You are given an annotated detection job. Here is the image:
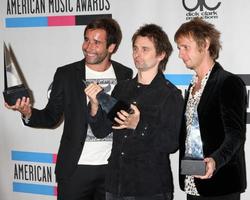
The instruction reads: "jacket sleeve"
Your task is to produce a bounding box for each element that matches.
[211,75,247,171]
[24,68,64,128]
[135,88,184,154]
[88,104,113,138]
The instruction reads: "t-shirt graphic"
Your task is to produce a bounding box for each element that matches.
[85,78,116,142]
[78,65,116,165]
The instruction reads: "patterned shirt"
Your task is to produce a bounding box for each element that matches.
[184,69,212,196]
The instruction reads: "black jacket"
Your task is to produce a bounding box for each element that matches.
[179,62,247,196]
[90,72,184,196]
[24,59,133,181]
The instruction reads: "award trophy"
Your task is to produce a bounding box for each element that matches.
[83,80,133,121]
[3,43,30,106]
[96,91,133,121]
[180,108,206,176]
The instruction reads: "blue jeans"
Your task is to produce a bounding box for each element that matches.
[106,192,173,200]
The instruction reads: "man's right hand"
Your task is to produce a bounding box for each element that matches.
[84,83,103,116]
[5,97,32,119]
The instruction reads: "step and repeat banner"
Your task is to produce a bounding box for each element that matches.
[1,0,249,200]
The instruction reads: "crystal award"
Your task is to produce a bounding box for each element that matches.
[3,43,30,106]
[180,108,206,175]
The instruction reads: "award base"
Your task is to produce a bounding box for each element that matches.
[3,84,30,106]
[180,159,206,176]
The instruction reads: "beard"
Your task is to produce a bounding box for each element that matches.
[84,51,109,65]
[134,61,158,72]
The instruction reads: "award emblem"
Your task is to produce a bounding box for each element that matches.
[181,108,206,175]
[3,43,31,106]
[83,80,133,121]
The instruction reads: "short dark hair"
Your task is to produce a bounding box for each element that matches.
[132,24,173,71]
[84,18,122,53]
[174,17,221,60]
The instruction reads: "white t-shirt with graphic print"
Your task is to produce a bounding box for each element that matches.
[78,65,116,165]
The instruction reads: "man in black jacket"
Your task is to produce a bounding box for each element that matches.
[5,18,133,200]
[85,24,183,200]
[175,17,247,200]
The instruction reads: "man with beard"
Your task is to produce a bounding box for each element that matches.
[5,18,133,200]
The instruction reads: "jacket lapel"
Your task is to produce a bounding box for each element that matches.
[112,61,125,82]
[76,59,87,109]
[198,62,222,115]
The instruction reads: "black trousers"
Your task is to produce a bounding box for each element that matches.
[187,192,240,200]
[106,192,173,200]
[57,165,107,200]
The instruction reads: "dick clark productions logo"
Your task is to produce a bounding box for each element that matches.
[182,0,221,11]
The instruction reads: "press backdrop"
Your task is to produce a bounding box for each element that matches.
[1,0,249,200]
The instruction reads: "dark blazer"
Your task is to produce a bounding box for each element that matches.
[179,62,247,196]
[24,59,133,181]
[90,72,184,196]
